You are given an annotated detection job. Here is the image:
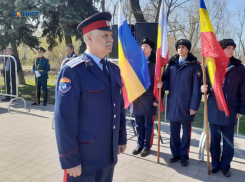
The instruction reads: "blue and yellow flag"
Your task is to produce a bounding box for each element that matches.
[118,3,151,108]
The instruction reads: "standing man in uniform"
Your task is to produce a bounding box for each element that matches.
[201,39,245,177]
[157,39,202,166]
[66,44,78,59]
[132,38,160,157]
[54,12,127,182]
[32,47,50,106]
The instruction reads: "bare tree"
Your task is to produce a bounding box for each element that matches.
[237,6,245,59]
[129,0,146,22]
[165,0,190,21]
[101,0,105,11]
[105,0,136,25]
[166,0,231,59]
[104,0,232,60]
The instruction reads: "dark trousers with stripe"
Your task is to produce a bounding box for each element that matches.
[170,121,192,160]
[64,164,114,182]
[135,115,154,150]
[210,123,234,170]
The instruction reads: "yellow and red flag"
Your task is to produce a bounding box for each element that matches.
[199,0,229,116]
[154,0,168,112]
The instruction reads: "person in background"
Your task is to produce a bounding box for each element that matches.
[1,48,21,101]
[66,44,78,59]
[32,47,50,106]
[132,38,161,157]
[201,39,245,177]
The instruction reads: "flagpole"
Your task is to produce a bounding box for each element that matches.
[157,57,162,163]
[202,56,210,175]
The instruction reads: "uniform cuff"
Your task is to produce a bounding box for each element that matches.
[238,107,245,115]
[59,148,81,169]
[118,130,127,145]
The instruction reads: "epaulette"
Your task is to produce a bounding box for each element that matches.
[66,57,85,68]
[108,60,119,67]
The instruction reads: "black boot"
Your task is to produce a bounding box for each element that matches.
[132,147,143,155]
[181,159,189,167]
[169,156,181,163]
[43,90,48,106]
[221,168,231,177]
[32,91,40,105]
[140,149,150,157]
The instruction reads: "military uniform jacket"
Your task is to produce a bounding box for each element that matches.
[162,53,202,123]
[33,57,50,80]
[206,57,245,126]
[54,53,127,171]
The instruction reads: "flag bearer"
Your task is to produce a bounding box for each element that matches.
[132,38,160,157]
[201,39,245,177]
[158,39,202,166]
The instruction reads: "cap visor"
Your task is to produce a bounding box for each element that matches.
[98,27,112,31]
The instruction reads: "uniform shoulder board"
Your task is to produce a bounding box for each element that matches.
[108,60,119,67]
[66,57,85,68]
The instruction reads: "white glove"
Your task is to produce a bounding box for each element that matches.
[35,70,41,77]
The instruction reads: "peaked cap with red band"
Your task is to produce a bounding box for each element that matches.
[36,47,46,52]
[77,12,112,34]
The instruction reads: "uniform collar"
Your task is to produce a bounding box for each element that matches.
[179,57,187,65]
[83,51,111,87]
[85,50,106,66]
[37,56,44,59]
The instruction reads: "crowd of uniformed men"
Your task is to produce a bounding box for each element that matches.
[0,10,244,182]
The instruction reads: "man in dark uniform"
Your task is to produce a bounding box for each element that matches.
[1,48,21,101]
[132,38,161,157]
[32,47,50,106]
[54,12,127,182]
[158,39,202,166]
[201,39,245,177]
[66,44,78,59]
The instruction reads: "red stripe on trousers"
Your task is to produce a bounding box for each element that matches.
[63,169,67,182]
[150,116,155,149]
[187,123,192,156]
[210,129,212,160]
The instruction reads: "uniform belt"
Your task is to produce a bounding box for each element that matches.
[38,70,44,72]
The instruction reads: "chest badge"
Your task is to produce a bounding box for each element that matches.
[59,77,71,93]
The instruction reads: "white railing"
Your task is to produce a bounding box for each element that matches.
[0,55,26,112]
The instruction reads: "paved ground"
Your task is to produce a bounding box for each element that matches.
[0,97,245,182]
